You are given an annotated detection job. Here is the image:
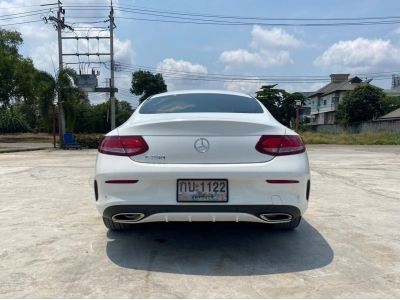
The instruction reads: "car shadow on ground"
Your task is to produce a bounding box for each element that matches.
[106,220,333,276]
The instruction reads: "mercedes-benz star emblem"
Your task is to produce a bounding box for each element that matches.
[194,138,210,153]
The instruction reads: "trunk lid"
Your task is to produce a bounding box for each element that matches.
[118,113,284,164]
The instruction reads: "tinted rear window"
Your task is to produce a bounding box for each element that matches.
[139,93,264,114]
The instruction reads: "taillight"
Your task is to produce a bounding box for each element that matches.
[255,135,305,156]
[99,136,149,156]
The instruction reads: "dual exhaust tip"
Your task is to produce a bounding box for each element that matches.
[259,213,292,223]
[112,213,145,223]
[112,212,293,224]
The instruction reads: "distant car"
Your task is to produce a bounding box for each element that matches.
[94,90,310,230]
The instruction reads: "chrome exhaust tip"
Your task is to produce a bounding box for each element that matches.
[259,213,292,223]
[112,213,145,223]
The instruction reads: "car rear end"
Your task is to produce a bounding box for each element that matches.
[94,91,310,230]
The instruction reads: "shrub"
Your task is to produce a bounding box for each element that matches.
[76,134,104,149]
[0,109,31,133]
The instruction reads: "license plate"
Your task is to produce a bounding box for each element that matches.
[177,179,228,202]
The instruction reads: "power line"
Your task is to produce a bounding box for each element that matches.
[115,64,326,82]
[115,62,329,79]
[0,12,47,22]
[0,4,57,10]
[2,3,396,85]
[66,15,110,18]
[115,68,329,83]
[116,61,400,78]
[3,3,400,27]
[110,62,398,84]
[114,16,400,27]
[3,4,400,28]
[115,7,400,25]
[65,3,400,22]
[0,9,50,19]
[69,20,109,25]
[0,19,43,26]
[60,4,400,27]
[71,26,109,30]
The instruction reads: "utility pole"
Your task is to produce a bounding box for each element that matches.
[52,104,56,148]
[56,1,66,146]
[44,1,67,146]
[295,100,302,132]
[109,1,116,130]
[44,1,117,135]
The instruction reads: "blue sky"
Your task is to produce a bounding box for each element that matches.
[122,0,398,71]
[2,0,400,105]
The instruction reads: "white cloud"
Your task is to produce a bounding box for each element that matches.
[158,58,207,75]
[250,25,300,49]
[278,82,326,93]
[30,41,58,74]
[314,37,400,72]
[220,26,299,69]
[114,39,135,65]
[220,48,292,68]
[220,49,262,66]
[223,80,264,95]
[157,58,212,90]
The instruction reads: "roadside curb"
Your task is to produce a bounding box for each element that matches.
[0,147,50,154]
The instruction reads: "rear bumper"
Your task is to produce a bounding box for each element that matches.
[95,152,310,220]
[103,204,301,224]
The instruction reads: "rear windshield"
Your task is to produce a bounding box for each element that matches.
[139,93,264,114]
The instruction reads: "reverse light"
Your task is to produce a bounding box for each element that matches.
[99,136,149,156]
[255,135,305,156]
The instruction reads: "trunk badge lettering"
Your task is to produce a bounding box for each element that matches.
[145,155,166,160]
[194,138,210,153]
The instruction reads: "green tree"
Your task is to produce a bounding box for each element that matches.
[116,100,133,126]
[58,68,90,131]
[0,29,23,108]
[13,58,39,129]
[0,29,57,132]
[381,95,400,115]
[0,53,16,108]
[35,71,56,132]
[90,102,110,133]
[73,99,133,133]
[337,85,385,125]
[13,69,56,132]
[0,29,23,55]
[130,70,167,103]
[255,85,305,127]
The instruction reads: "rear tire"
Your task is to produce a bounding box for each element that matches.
[272,216,302,230]
[102,217,131,231]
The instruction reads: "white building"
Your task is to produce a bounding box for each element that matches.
[308,74,366,125]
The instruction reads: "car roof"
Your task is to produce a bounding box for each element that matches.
[150,90,253,98]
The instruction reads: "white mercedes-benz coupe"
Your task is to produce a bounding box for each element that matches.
[94,90,310,230]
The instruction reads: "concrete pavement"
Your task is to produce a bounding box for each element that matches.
[0,146,399,298]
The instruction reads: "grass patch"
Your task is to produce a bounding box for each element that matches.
[2,132,400,146]
[0,133,104,148]
[300,132,400,145]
